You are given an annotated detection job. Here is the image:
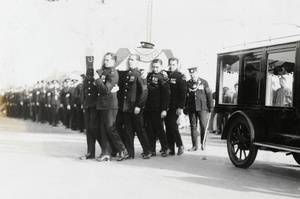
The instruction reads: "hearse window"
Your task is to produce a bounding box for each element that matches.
[265,51,295,107]
[219,55,239,104]
[240,52,263,102]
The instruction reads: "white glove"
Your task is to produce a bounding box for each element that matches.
[134,107,141,114]
[176,108,183,115]
[111,85,119,93]
[161,110,167,118]
[140,70,147,79]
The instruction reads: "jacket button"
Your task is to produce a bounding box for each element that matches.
[124,96,127,98]
[88,87,90,90]
[88,93,90,96]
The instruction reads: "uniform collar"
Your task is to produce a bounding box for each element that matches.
[169,69,179,76]
[129,67,138,72]
[103,66,115,70]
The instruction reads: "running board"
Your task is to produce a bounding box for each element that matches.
[253,142,300,154]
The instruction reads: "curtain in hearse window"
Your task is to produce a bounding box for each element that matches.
[265,50,295,107]
[219,55,239,104]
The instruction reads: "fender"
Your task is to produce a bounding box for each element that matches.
[221,110,255,141]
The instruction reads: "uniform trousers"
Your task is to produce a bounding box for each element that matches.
[64,108,70,128]
[51,105,60,126]
[145,110,169,153]
[38,102,46,123]
[31,105,36,121]
[47,106,52,124]
[17,104,22,118]
[70,106,77,130]
[188,110,209,149]
[165,109,183,152]
[35,105,40,122]
[116,111,125,143]
[76,106,85,132]
[22,101,30,120]
[122,110,151,157]
[99,109,125,155]
[84,108,101,156]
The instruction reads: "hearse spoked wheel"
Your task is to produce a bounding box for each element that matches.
[227,117,258,168]
[292,153,300,165]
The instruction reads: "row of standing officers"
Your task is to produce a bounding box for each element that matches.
[3,76,85,133]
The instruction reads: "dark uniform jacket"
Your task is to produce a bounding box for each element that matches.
[69,87,76,108]
[32,88,37,106]
[46,88,52,107]
[186,77,213,112]
[74,82,84,107]
[21,88,29,105]
[167,70,187,110]
[37,87,47,104]
[51,87,60,106]
[118,68,147,112]
[95,66,119,110]
[145,72,170,111]
[82,78,97,109]
[60,87,71,108]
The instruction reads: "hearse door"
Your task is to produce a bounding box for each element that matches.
[240,52,264,107]
[264,49,296,136]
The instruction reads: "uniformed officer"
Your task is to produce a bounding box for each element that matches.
[33,81,40,122]
[60,78,71,128]
[74,74,85,133]
[165,58,187,155]
[186,67,213,151]
[95,52,128,161]
[21,85,30,120]
[51,80,61,126]
[118,54,152,159]
[16,87,22,118]
[69,79,78,131]
[80,65,102,160]
[58,80,66,125]
[144,58,171,157]
[28,86,34,120]
[45,81,53,124]
[38,80,47,123]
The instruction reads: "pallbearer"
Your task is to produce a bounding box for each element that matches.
[165,58,186,155]
[118,54,152,159]
[144,59,171,157]
[95,52,128,161]
[80,53,101,160]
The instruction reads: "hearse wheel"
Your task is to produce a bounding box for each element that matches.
[227,117,258,168]
[292,153,300,165]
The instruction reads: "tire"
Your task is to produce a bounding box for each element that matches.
[292,153,300,165]
[227,116,258,168]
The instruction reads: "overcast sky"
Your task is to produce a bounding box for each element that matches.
[1,0,300,90]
